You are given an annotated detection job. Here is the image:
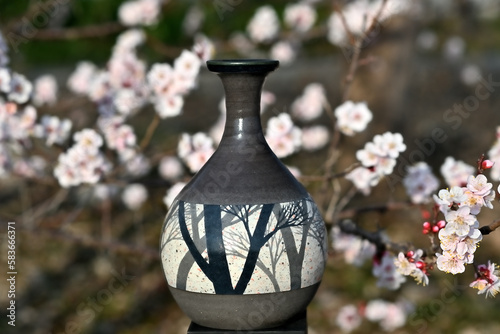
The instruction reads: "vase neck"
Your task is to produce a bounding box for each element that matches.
[218,73,267,141]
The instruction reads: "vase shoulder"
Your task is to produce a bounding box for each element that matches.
[176,139,307,205]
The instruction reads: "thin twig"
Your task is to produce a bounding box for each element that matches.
[479,219,500,235]
[139,113,161,151]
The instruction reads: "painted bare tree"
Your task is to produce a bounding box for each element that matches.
[169,199,320,294]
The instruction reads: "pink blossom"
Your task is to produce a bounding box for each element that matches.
[265,113,301,158]
[178,132,214,173]
[67,61,98,95]
[54,145,112,188]
[345,166,380,195]
[373,252,406,290]
[34,115,72,146]
[0,68,11,93]
[466,174,492,196]
[284,3,317,32]
[470,261,500,298]
[440,156,475,187]
[336,304,361,333]
[192,34,214,62]
[122,183,148,210]
[118,0,161,27]
[334,101,373,136]
[291,83,325,122]
[394,252,417,276]
[147,63,174,95]
[163,182,186,208]
[331,226,376,266]
[33,75,57,106]
[73,128,103,154]
[247,6,279,43]
[301,126,329,152]
[119,149,151,177]
[379,302,407,331]
[114,29,146,54]
[270,42,296,65]
[436,251,466,274]
[373,132,406,159]
[444,206,477,237]
[158,156,184,181]
[174,50,201,82]
[154,94,184,119]
[8,72,32,104]
[403,162,439,204]
[433,186,467,213]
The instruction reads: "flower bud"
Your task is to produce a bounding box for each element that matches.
[436,220,446,229]
[482,159,494,170]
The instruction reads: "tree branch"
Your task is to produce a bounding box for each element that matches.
[479,219,500,235]
[33,22,125,40]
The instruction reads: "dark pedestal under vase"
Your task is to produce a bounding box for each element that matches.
[187,311,307,334]
[160,59,327,331]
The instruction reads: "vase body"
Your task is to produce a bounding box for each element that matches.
[160,59,327,330]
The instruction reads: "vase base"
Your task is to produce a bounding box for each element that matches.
[169,283,320,331]
[187,311,307,334]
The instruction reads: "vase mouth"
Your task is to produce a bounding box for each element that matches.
[206,59,279,73]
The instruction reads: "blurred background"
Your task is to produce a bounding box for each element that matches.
[1,0,500,333]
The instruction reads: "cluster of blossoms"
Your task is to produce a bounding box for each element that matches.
[433,174,495,274]
[346,131,406,194]
[59,28,213,187]
[0,32,73,180]
[394,249,429,286]
[54,129,111,187]
[327,0,412,47]
[336,299,410,333]
[469,261,500,297]
[237,3,317,65]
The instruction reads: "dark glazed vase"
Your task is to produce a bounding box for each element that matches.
[160,59,327,330]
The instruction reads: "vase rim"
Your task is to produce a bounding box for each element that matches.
[206,59,279,73]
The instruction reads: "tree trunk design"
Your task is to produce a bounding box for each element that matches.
[160,196,326,295]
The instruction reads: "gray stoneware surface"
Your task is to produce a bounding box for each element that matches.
[160,59,327,330]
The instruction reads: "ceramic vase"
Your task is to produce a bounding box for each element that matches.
[160,59,327,330]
